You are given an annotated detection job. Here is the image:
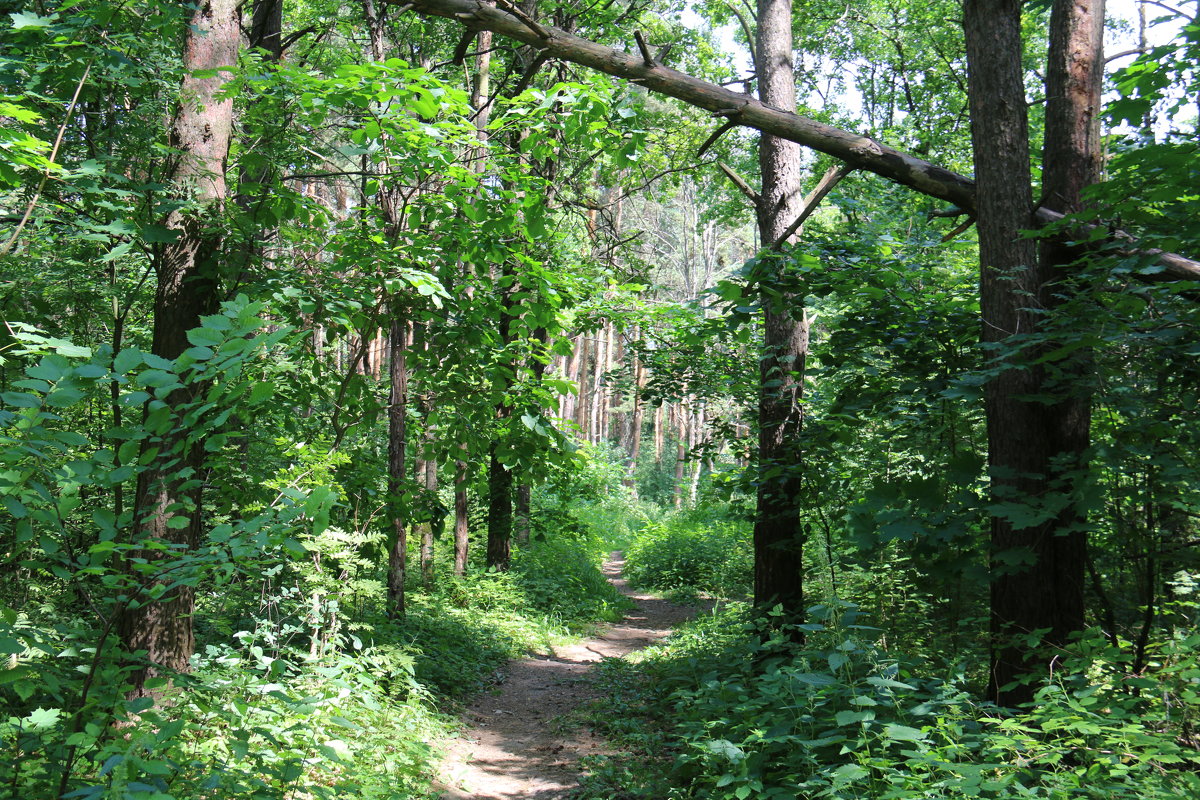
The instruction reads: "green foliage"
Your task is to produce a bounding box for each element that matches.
[583,605,1200,800]
[625,510,751,598]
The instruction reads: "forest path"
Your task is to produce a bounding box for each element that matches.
[433,552,701,799]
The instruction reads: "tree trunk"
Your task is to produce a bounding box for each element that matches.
[673,403,686,509]
[486,443,513,569]
[386,313,410,617]
[418,443,437,586]
[751,0,807,620]
[249,0,283,58]
[689,402,704,504]
[575,333,590,438]
[654,402,663,467]
[120,0,237,698]
[515,483,531,545]
[624,335,644,494]
[486,263,515,570]
[453,456,469,576]
[964,0,1097,705]
[590,329,605,443]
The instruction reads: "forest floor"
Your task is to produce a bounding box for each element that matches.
[432,552,704,799]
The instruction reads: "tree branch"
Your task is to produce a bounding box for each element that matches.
[634,30,654,66]
[771,163,855,250]
[395,0,1200,284]
[718,162,760,205]
[697,119,738,158]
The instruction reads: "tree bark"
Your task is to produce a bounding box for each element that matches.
[120,0,237,698]
[515,483,531,545]
[751,0,807,620]
[965,0,1098,706]
[453,456,469,576]
[386,313,409,616]
[624,331,644,494]
[486,262,515,570]
[486,443,513,569]
[575,333,590,437]
[249,0,284,59]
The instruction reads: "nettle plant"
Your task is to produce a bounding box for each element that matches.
[0,297,350,796]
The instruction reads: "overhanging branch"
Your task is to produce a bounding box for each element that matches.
[397,0,1200,284]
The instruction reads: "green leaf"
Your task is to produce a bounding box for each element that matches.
[703,738,745,762]
[45,388,85,407]
[883,723,927,742]
[830,763,869,783]
[835,709,874,726]
[25,707,62,731]
[248,382,273,405]
[10,11,54,29]
[138,224,179,243]
[187,327,225,347]
[113,349,143,373]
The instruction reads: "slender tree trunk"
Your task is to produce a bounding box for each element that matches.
[363,0,387,61]
[590,330,605,443]
[654,402,664,467]
[515,484,531,545]
[752,0,807,619]
[625,335,644,494]
[673,403,687,509]
[454,456,469,576]
[575,333,590,438]
[120,0,237,698]
[386,314,409,616]
[689,402,704,504]
[603,322,616,442]
[486,263,515,570]
[418,441,437,587]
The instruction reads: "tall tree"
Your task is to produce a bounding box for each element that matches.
[751,0,807,618]
[119,0,238,697]
[964,0,1101,704]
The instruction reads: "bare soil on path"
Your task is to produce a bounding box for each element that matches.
[433,552,703,799]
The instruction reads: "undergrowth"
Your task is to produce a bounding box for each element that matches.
[623,508,752,599]
[580,601,1200,800]
[583,510,1200,799]
[1,498,633,798]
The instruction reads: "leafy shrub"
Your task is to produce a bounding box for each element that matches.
[625,513,751,598]
[583,603,1200,800]
[515,538,630,625]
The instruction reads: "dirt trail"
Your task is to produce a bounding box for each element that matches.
[433,552,701,800]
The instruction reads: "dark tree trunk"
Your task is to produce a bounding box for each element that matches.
[249,0,283,59]
[964,0,1097,705]
[486,443,513,569]
[120,0,237,698]
[752,0,807,619]
[386,313,409,616]
[486,263,515,570]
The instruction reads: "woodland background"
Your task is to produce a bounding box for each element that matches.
[2,0,1200,797]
